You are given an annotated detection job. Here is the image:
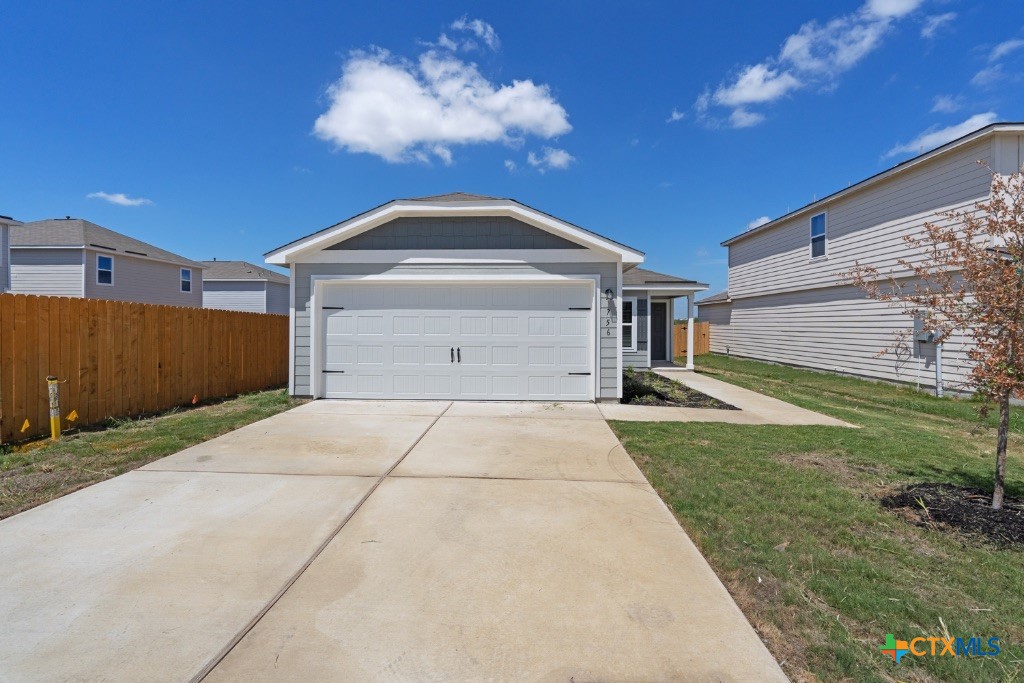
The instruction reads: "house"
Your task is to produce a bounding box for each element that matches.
[699,121,1024,390]
[265,192,707,401]
[201,260,289,314]
[0,214,22,292]
[9,218,204,307]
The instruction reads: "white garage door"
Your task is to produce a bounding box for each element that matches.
[319,282,594,400]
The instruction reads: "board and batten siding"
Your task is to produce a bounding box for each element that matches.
[9,248,84,297]
[291,262,618,399]
[265,281,289,314]
[83,250,203,307]
[327,216,585,251]
[203,280,267,313]
[699,286,974,390]
[728,137,995,299]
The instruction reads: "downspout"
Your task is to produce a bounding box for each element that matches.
[935,341,944,398]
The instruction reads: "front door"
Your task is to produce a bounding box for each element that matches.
[651,301,668,362]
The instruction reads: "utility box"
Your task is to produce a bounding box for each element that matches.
[913,316,936,343]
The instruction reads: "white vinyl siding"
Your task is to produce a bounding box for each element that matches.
[203,281,267,313]
[728,137,995,299]
[701,286,973,390]
[9,249,85,297]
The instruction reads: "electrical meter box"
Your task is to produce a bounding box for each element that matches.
[913,316,936,342]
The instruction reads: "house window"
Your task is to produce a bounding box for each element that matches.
[97,255,113,285]
[180,268,192,293]
[810,212,827,258]
[621,297,637,351]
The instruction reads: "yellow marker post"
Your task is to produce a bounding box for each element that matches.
[46,376,60,441]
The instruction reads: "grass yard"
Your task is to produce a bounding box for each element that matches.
[610,354,1024,683]
[0,389,304,519]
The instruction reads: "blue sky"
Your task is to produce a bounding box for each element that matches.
[2,1,1022,294]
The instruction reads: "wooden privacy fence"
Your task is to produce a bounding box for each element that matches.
[673,321,711,357]
[0,293,289,443]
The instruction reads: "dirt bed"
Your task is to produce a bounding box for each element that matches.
[621,369,737,409]
[882,482,1024,547]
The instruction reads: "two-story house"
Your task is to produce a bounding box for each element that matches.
[699,121,1024,391]
[9,218,204,307]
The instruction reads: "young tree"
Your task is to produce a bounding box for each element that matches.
[847,164,1024,510]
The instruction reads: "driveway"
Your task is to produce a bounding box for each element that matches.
[0,400,786,682]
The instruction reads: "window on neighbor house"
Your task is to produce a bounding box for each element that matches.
[810,212,827,258]
[622,297,637,351]
[180,268,192,293]
[97,255,113,285]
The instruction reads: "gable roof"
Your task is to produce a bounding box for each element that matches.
[265,194,644,265]
[623,267,706,288]
[12,219,204,268]
[721,121,1024,246]
[201,260,288,284]
[696,290,730,305]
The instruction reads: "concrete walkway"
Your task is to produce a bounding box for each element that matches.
[599,368,855,426]
[0,400,787,682]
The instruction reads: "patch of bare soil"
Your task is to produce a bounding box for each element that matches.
[882,483,1024,548]
[621,370,737,409]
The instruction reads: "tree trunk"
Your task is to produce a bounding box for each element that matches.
[994,393,1010,510]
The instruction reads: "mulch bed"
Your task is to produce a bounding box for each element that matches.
[621,370,738,409]
[882,483,1024,548]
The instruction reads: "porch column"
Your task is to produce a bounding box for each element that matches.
[685,293,695,370]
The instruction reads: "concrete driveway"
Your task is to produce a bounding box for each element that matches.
[0,400,786,682]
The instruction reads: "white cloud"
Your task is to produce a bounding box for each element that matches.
[885,112,998,157]
[698,0,923,128]
[86,191,152,207]
[971,64,1004,87]
[920,12,956,39]
[713,64,801,107]
[748,216,772,229]
[504,159,516,172]
[989,38,1024,62]
[527,146,575,172]
[451,16,500,51]
[930,94,963,113]
[666,108,685,123]
[313,47,571,164]
[729,108,765,128]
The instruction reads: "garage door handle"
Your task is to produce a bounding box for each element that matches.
[451,347,454,363]
[457,347,461,363]
[568,372,591,376]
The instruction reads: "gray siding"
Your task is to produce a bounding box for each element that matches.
[327,216,585,250]
[728,137,995,299]
[700,286,973,390]
[203,280,266,312]
[0,224,9,291]
[292,262,618,399]
[83,250,203,307]
[265,281,290,315]
[623,293,649,369]
[10,248,84,297]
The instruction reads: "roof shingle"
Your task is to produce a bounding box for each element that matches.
[12,219,203,268]
[201,260,289,284]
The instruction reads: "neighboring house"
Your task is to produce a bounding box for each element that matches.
[9,218,204,307]
[201,260,289,314]
[265,192,707,401]
[0,214,22,292]
[699,121,1024,390]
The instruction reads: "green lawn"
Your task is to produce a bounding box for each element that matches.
[0,389,304,519]
[609,354,1023,683]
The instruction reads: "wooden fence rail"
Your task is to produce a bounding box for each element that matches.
[673,321,711,358]
[0,293,289,443]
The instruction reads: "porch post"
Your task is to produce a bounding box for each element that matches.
[685,293,695,370]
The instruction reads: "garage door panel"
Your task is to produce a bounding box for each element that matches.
[321,283,594,400]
